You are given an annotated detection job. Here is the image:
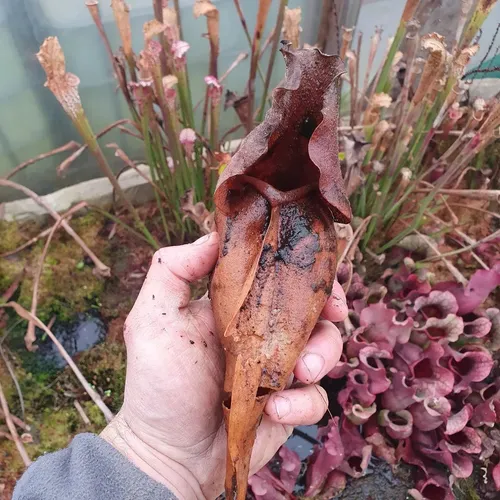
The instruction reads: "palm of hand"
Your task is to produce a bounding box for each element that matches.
[103,233,346,499]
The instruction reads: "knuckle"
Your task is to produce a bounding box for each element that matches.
[152,247,169,266]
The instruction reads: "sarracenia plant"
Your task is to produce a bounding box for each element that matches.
[340,0,500,252]
[29,0,295,246]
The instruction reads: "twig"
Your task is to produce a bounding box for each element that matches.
[413,229,467,285]
[421,228,500,263]
[448,203,500,219]
[4,141,80,180]
[117,125,143,141]
[219,123,245,146]
[0,345,25,420]
[246,0,273,133]
[259,27,275,58]
[339,216,375,265]
[257,0,288,123]
[220,52,248,82]
[106,143,169,201]
[0,409,30,432]
[0,180,111,277]
[415,187,500,202]
[425,211,489,270]
[57,119,136,176]
[1,302,114,423]
[74,400,91,426]
[0,378,31,467]
[233,0,266,85]
[25,207,72,351]
[0,203,88,259]
[0,431,13,441]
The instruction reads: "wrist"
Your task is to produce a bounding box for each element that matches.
[101,413,206,500]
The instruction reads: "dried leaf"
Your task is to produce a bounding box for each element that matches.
[180,189,214,234]
[36,37,83,119]
[143,19,166,42]
[282,7,302,49]
[210,46,350,499]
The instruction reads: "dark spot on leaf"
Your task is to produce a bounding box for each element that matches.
[202,340,208,348]
[158,257,162,264]
[276,202,320,269]
[189,340,195,345]
[152,294,155,300]
[162,312,166,316]
[222,217,234,257]
[299,116,317,139]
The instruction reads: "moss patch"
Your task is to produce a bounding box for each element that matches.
[0,221,25,255]
[15,212,109,323]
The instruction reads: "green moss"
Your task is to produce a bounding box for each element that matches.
[82,401,107,428]
[16,212,109,323]
[455,477,481,500]
[0,221,24,255]
[0,257,24,296]
[37,407,80,453]
[75,342,126,413]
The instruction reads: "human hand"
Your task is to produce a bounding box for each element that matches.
[101,232,347,499]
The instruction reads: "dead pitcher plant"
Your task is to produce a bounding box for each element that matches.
[210,45,351,499]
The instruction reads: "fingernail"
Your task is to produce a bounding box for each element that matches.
[301,353,325,382]
[193,233,212,245]
[273,396,291,420]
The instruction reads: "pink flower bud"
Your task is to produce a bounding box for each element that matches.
[179,128,196,156]
[171,40,189,69]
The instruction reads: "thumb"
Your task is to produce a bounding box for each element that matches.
[134,232,219,316]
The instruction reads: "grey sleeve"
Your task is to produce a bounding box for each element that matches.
[13,433,177,500]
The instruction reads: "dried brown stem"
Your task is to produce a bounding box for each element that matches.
[414,229,467,285]
[259,27,275,58]
[25,203,80,351]
[4,141,80,180]
[415,187,500,202]
[422,228,500,263]
[117,125,143,141]
[339,216,375,265]
[57,119,136,176]
[1,302,114,423]
[246,0,272,133]
[106,143,169,201]
[449,203,500,219]
[0,203,88,258]
[0,344,25,419]
[233,0,266,86]
[425,211,489,270]
[0,430,13,441]
[0,179,110,277]
[220,52,248,82]
[0,409,30,432]
[74,400,91,425]
[0,378,31,467]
